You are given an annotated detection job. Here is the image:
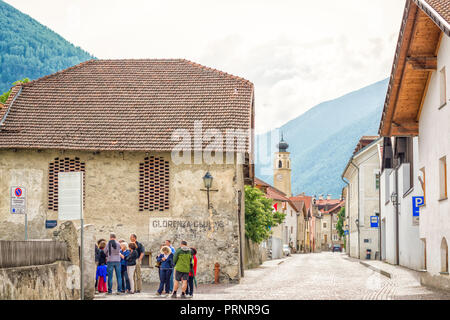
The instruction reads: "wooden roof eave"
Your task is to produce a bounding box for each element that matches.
[380,0,444,138]
[380,1,419,137]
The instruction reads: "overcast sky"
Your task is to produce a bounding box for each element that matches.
[5,0,406,133]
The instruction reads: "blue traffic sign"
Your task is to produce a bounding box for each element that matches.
[370,216,379,228]
[412,196,424,217]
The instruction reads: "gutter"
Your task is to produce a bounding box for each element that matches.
[394,165,400,265]
[0,86,22,128]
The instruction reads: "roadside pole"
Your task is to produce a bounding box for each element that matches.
[11,186,27,240]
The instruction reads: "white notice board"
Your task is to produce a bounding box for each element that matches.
[58,172,83,221]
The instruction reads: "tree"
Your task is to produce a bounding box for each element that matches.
[244,185,286,244]
[336,207,345,239]
[0,78,29,104]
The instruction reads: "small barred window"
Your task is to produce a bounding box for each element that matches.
[139,156,169,212]
[48,157,86,211]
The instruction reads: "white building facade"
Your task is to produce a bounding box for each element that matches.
[342,137,382,260]
[378,0,449,290]
[417,33,449,288]
[380,137,425,271]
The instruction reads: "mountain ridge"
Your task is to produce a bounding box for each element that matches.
[0,0,94,93]
[255,78,388,198]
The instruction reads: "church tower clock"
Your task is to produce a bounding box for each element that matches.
[273,133,292,197]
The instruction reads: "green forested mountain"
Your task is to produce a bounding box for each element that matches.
[0,0,94,93]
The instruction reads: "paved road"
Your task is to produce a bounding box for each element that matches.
[96,252,450,300]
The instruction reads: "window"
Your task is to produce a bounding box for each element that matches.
[439,156,447,200]
[375,173,380,190]
[419,167,426,205]
[139,156,170,211]
[441,237,448,274]
[333,223,336,229]
[323,222,327,228]
[291,226,293,234]
[333,235,338,241]
[278,160,282,168]
[440,67,447,108]
[48,157,85,211]
[141,252,152,268]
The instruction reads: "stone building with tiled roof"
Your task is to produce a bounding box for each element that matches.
[0,59,255,284]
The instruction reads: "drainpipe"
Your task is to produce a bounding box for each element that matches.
[394,166,400,265]
[349,161,360,259]
[378,174,382,261]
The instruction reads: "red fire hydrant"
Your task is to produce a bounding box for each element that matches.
[214,263,220,284]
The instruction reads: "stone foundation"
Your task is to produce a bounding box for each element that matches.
[0,261,79,300]
[420,272,450,291]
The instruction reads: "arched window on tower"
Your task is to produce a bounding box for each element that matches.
[287,160,290,168]
[278,160,282,168]
[441,237,448,273]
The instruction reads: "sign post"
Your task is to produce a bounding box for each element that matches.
[11,186,27,240]
[412,196,423,226]
[58,172,84,300]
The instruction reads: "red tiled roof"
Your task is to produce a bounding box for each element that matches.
[254,177,271,188]
[421,0,450,26]
[266,187,289,202]
[255,177,299,212]
[353,136,379,155]
[322,200,344,214]
[289,198,305,213]
[0,59,254,152]
[290,195,311,212]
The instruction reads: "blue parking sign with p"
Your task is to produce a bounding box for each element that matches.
[412,196,424,217]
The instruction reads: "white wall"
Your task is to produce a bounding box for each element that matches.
[380,138,424,270]
[418,34,450,276]
[343,140,381,259]
[380,168,396,264]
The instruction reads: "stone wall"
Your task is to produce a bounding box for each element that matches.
[244,238,267,269]
[421,272,450,292]
[0,261,79,300]
[0,149,245,283]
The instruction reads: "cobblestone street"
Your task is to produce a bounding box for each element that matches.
[96,252,450,300]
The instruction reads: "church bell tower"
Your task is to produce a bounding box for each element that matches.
[273,133,292,197]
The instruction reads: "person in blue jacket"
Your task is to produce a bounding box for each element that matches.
[155,246,174,296]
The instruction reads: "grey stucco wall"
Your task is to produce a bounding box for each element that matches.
[0,149,245,283]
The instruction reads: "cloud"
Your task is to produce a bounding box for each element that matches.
[4,0,406,133]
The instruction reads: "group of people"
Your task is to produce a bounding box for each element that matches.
[95,233,145,294]
[95,233,198,299]
[155,239,198,299]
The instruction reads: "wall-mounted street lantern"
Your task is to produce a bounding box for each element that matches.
[201,171,218,210]
[391,191,399,206]
[355,218,359,228]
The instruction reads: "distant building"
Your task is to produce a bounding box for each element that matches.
[342,136,382,260]
[254,178,299,258]
[290,194,322,253]
[316,195,344,251]
[378,0,449,290]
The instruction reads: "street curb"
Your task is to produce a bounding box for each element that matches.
[359,261,392,279]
